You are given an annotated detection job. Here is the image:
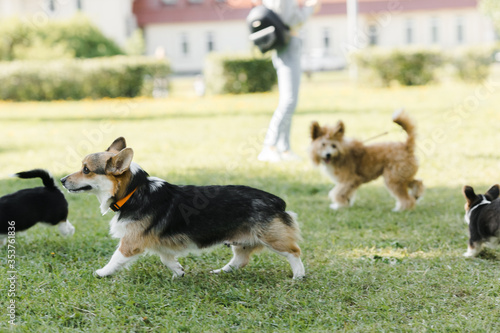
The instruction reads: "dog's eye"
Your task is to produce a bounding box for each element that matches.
[331,144,337,149]
[322,142,326,147]
[83,166,90,175]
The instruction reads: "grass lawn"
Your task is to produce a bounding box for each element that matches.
[1,69,500,332]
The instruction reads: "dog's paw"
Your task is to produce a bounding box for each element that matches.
[58,221,75,237]
[95,268,110,277]
[210,266,233,274]
[329,203,342,210]
[463,251,477,258]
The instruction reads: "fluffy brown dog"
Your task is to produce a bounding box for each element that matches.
[309,110,424,211]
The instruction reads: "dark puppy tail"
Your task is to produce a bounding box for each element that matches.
[14,169,56,188]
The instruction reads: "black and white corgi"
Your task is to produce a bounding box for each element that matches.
[61,137,305,279]
[1,169,74,245]
[462,184,500,257]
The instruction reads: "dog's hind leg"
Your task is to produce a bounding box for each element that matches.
[386,180,416,211]
[159,253,185,277]
[210,244,263,274]
[409,179,424,201]
[260,217,305,279]
[57,220,75,237]
[95,238,143,277]
[464,241,483,258]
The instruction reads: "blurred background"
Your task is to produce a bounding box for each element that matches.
[0,0,498,101]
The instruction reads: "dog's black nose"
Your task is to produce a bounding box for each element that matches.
[60,176,68,185]
[325,153,332,159]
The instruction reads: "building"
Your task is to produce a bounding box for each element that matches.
[0,1,497,73]
[0,0,136,47]
[133,0,497,73]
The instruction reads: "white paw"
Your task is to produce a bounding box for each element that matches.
[210,266,232,274]
[329,203,341,210]
[463,251,476,258]
[95,268,110,277]
[58,221,75,237]
[172,271,185,278]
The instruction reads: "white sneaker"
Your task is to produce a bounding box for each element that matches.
[280,151,302,162]
[257,147,281,162]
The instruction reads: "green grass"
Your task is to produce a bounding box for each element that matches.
[2,69,500,332]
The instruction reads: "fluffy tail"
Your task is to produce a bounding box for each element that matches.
[13,169,56,188]
[392,109,416,153]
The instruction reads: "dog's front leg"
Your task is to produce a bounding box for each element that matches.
[95,240,143,277]
[329,183,358,210]
[159,253,185,278]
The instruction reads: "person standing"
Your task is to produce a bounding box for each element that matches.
[256,0,321,162]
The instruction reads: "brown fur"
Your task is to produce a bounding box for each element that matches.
[309,110,424,211]
[62,137,306,279]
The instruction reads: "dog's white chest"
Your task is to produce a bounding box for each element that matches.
[109,215,128,239]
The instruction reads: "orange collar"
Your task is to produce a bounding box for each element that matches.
[110,187,138,212]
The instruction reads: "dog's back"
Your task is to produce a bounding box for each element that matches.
[0,169,68,233]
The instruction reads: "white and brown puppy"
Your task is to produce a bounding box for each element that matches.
[309,110,424,211]
[462,184,500,258]
[61,137,305,279]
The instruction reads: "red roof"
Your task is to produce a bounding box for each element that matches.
[133,0,478,26]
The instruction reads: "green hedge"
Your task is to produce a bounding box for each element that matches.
[204,53,276,94]
[354,48,444,86]
[0,56,170,101]
[451,47,495,83]
[0,14,123,61]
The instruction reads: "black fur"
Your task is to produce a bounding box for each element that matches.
[117,166,291,248]
[464,185,500,253]
[468,198,500,247]
[0,169,68,233]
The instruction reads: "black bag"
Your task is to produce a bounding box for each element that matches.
[247,5,290,53]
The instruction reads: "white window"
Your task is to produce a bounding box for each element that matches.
[430,17,439,44]
[181,33,189,56]
[323,27,331,50]
[405,19,414,44]
[368,24,378,46]
[456,16,465,44]
[207,32,215,52]
[47,0,56,13]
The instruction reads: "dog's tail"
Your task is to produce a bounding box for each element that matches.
[392,109,416,153]
[13,169,56,188]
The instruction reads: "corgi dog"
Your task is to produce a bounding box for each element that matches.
[61,137,305,279]
[462,184,500,257]
[309,110,424,211]
[1,169,74,245]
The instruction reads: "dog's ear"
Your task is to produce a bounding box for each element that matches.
[335,121,345,136]
[310,121,323,140]
[485,184,500,200]
[105,148,134,175]
[106,137,127,153]
[329,121,345,139]
[462,185,477,203]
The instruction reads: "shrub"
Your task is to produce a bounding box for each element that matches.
[451,47,494,83]
[204,53,276,94]
[0,56,170,101]
[354,48,444,86]
[0,14,123,61]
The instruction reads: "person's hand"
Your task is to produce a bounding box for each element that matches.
[304,0,321,12]
[304,0,319,6]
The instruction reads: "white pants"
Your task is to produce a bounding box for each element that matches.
[263,37,302,152]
